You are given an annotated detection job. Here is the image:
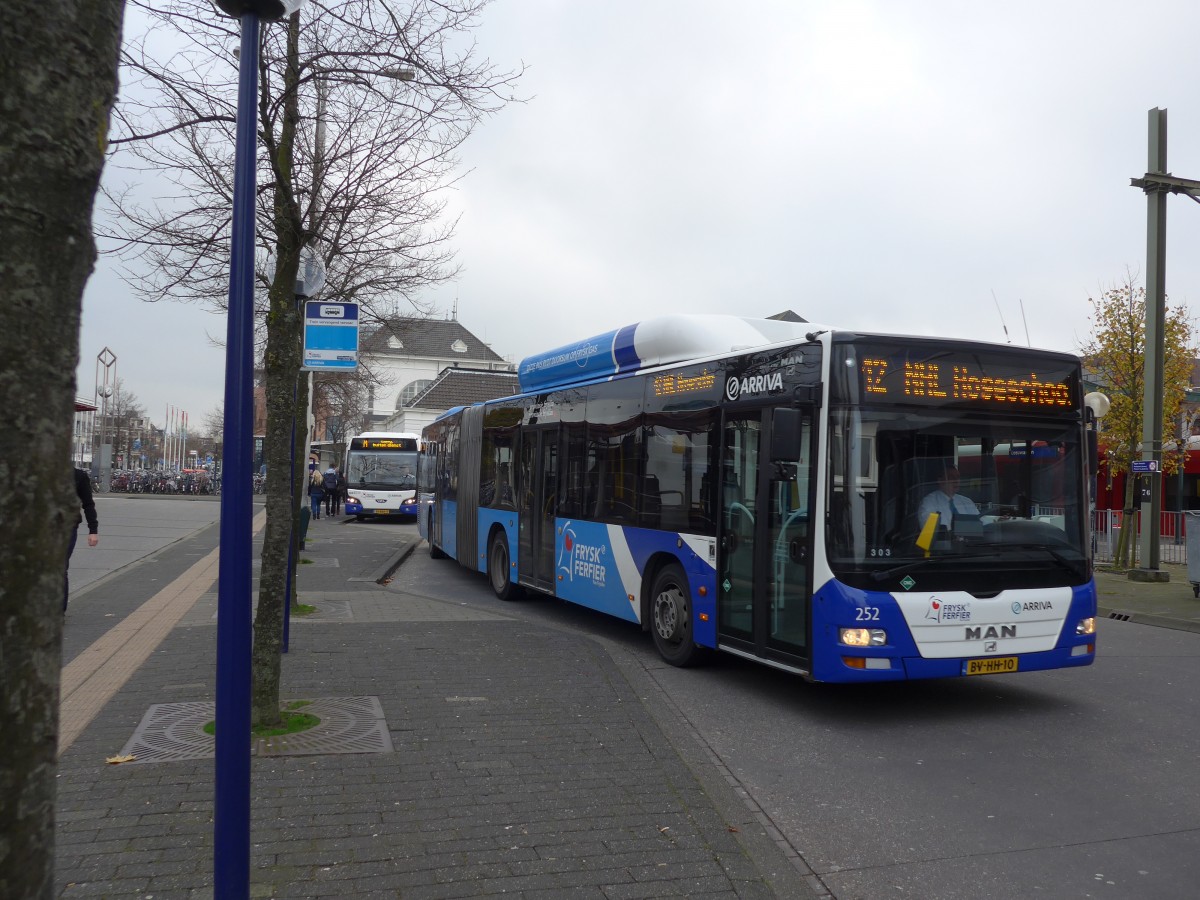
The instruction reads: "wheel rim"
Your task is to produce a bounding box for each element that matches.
[654,584,684,643]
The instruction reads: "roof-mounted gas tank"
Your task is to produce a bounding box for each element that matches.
[517,314,814,393]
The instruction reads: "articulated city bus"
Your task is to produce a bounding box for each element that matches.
[342,432,421,519]
[418,315,1104,682]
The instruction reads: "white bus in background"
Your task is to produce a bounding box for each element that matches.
[342,432,421,519]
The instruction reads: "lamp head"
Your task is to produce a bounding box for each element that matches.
[1084,391,1112,419]
[212,0,304,21]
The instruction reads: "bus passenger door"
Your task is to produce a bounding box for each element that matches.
[517,427,559,592]
[717,407,814,666]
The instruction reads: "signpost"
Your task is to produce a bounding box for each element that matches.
[302,301,359,370]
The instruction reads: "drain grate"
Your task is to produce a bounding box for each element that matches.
[1109,611,1133,621]
[117,696,392,764]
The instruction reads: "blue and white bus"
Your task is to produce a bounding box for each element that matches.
[343,432,421,519]
[418,315,1104,682]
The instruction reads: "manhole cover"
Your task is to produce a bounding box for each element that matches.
[117,696,392,764]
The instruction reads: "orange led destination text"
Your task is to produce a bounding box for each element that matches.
[859,359,1071,406]
[653,369,716,397]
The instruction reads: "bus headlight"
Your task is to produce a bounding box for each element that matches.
[1076,617,1095,636]
[840,627,887,647]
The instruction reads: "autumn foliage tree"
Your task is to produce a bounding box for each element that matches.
[1080,277,1195,568]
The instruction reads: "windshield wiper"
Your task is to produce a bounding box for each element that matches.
[870,553,1001,582]
[999,542,1085,575]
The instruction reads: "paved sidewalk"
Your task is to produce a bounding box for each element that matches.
[1095,563,1200,633]
[54,500,1200,898]
[55,509,817,899]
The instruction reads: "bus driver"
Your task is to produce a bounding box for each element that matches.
[917,464,979,531]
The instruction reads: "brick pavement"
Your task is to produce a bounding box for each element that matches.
[54,512,819,899]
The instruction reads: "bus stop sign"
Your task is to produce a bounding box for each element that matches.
[303,302,359,370]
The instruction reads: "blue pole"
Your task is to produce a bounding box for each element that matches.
[283,380,296,653]
[215,13,259,899]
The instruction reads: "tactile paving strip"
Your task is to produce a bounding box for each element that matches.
[117,696,392,763]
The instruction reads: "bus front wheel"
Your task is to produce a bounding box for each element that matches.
[487,530,521,601]
[650,564,704,667]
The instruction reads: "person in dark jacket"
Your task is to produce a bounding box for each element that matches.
[334,469,347,516]
[323,465,340,517]
[66,467,99,612]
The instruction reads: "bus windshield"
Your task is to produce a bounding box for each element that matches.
[826,406,1089,591]
[346,447,418,490]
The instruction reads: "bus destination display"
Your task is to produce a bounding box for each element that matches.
[651,368,717,398]
[352,437,418,451]
[856,345,1077,410]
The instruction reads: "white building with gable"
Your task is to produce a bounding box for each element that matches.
[361,315,516,431]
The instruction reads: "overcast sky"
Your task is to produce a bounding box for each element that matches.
[78,0,1200,430]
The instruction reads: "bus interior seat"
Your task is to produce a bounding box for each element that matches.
[877,463,903,544]
[641,474,662,528]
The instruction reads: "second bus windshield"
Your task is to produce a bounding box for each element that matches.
[347,449,418,490]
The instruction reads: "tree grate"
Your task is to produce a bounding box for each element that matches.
[211,599,352,621]
[116,696,392,764]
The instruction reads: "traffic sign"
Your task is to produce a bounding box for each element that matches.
[302,301,359,370]
[1132,459,1159,473]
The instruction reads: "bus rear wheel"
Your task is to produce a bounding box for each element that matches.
[488,530,521,601]
[650,564,704,667]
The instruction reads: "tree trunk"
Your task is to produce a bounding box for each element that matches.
[290,377,308,609]
[0,1,124,895]
[1117,475,1138,569]
[250,12,306,730]
[250,297,303,728]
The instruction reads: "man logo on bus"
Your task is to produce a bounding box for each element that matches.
[725,372,784,401]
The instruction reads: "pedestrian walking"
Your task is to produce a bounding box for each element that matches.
[65,466,99,612]
[309,468,325,520]
[323,465,340,517]
[335,468,347,516]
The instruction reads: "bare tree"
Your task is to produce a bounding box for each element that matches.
[0,1,125,894]
[100,0,522,725]
[315,368,375,445]
[102,378,147,467]
[203,404,225,442]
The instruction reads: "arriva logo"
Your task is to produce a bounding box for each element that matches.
[725,371,784,401]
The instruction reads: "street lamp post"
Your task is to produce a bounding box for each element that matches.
[208,2,304,898]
